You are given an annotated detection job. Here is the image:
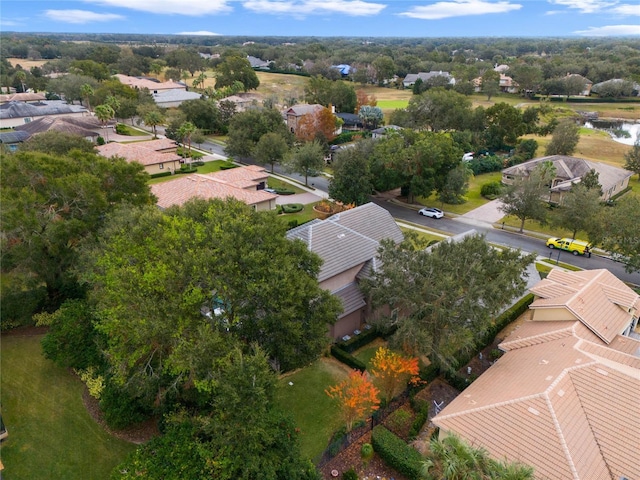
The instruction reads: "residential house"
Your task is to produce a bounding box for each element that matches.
[97,138,182,175]
[473,73,519,94]
[501,155,633,203]
[335,112,363,131]
[0,92,46,103]
[284,103,325,135]
[113,74,186,93]
[566,73,593,96]
[0,130,30,151]
[14,115,104,140]
[371,125,402,139]
[286,203,404,339]
[402,71,455,88]
[0,100,88,128]
[591,78,640,97]
[331,64,353,77]
[247,55,270,69]
[150,165,277,211]
[219,93,261,112]
[433,269,640,480]
[152,89,203,108]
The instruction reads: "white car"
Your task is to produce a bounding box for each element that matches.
[418,207,444,219]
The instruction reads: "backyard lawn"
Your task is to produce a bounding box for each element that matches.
[0,334,136,480]
[147,159,235,184]
[275,357,350,461]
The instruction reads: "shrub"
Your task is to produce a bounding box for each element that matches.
[386,408,412,435]
[177,165,198,174]
[219,162,237,170]
[287,219,298,229]
[331,345,366,371]
[96,136,105,145]
[281,203,303,213]
[99,378,152,429]
[274,188,296,195]
[0,285,46,330]
[342,468,358,480]
[150,171,172,178]
[490,348,502,360]
[408,402,429,441]
[115,123,128,135]
[371,425,424,479]
[481,181,503,199]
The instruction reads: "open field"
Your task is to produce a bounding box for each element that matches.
[6,58,49,69]
[1,334,135,480]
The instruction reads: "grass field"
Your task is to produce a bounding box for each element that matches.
[6,58,49,69]
[275,358,350,461]
[0,334,135,480]
[147,159,234,184]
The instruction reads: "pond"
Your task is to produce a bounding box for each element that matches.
[584,120,640,145]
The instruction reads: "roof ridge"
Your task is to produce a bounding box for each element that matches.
[543,391,581,479]
[434,392,548,421]
[499,324,574,349]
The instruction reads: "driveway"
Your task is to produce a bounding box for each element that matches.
[275,192,323,205]
[457,199,505,225]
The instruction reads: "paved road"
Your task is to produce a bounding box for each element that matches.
[372,197,640,286]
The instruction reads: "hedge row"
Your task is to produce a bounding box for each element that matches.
[408,397,429,441]
[371,425,424,480]
[281,203,303,214]
[150,171,172,179]
[608,186,632,203]
[274,188,296,195]
[330,345,366,371]
[337,327,380,353]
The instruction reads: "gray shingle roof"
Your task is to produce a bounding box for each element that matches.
[14,116,101,137]
[0,130,30,143]
[287,202,403,282]
[0,100,86,119]
[333,282,366,318]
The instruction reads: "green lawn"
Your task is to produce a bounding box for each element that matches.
[115,124,149,136]
[353,338,388,369]
[147,160,235,185]
[277,202,321,228]
[275,358,349,461]
[267,176,305,194]
[417,171,503,214]
[377,99,409,110]
[0,334,135,480]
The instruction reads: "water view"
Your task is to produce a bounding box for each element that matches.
[584,120,640,145]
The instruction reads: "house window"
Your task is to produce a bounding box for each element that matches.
[24,117,31,123]
[159,164,164,169]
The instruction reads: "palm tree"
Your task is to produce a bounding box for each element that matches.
[94,104,115,142]
[177,121,197,162]
[144,110,165,139]
[14,70,27,93]
[80,83,94,112]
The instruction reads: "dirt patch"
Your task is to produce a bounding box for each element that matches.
[82,388,159,445]
[1,325,49,336]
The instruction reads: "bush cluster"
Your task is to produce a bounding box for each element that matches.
[115,123,128,135]
[281,203,303,214]
[371,425,424,480]
[338,327,380,353]
[219,162,237,170]
[408,397,429,441]
[480,181,503,199]
[468,155,504,175]
[274,187,296,195]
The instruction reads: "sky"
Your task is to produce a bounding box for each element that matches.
[1,0,639,38]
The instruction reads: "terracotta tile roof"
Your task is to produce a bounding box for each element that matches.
[139,138,179,151]
[500,320,575,351]
[529,269,639,344]
[114,74,185,91]
[150,169,276,208]
[208,164,268,189]
[433,333,640,480]
[97,141,181,166]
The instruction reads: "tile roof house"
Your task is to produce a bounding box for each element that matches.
[97,139,182,175]
[473,73,519,94]
[502,155,633,203]
[433,268,640,480]
[0,130,30,151]
[287,203,404,339]
[335,112,363,131]
[247,55,270,69]
[0,92,46,103]
[402,71,456,88]
[0,100,88,128]
[566,73,593,96]
[284,103,325,135]
[113,74,186,93]
[14,115,103,139]
[152,89,203,108]
[150,165,277,211]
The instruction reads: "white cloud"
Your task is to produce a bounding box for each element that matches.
[84,0,232,16]
[176,30,222,35]
[398,0,521,20]
[548,0,615,14]
[575,24,640,36]
[44,9,125,24]
[611,3,640,15]
[242,0,386,16]
[0,20,22,26]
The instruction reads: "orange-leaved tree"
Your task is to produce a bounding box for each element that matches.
[355,90,377,114]
[325,370,380,431]
[370,346,420,404]
[296,106,339,143]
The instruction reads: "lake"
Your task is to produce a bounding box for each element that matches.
[584,120,640,146]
